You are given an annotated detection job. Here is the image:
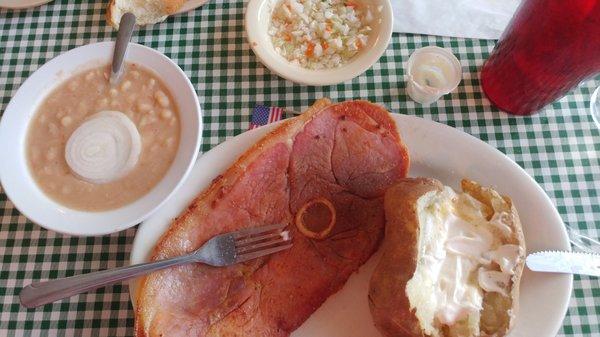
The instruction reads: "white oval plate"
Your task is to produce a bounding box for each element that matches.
[129,114,572,337]
[0,42,201,236]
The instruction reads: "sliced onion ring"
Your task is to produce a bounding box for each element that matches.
[65,110,141,184]
[295,197,336,240]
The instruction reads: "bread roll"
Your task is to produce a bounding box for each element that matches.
[369,178,526,337]
[106,0,186,28]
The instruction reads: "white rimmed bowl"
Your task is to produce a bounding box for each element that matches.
[245,0,393,86]
[0,0,53,9]
[0,42,201,236]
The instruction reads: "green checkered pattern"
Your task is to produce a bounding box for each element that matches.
[1,0,598,336]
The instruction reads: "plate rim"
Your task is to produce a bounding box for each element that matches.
[129,113,573,336]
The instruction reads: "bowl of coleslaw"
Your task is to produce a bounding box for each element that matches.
[245,0,393,86]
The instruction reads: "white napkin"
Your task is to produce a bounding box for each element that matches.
[392,0,521,40]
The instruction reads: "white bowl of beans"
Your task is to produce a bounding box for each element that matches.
[245,0,393,86]
[0,42,201,236]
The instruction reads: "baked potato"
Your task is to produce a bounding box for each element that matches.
[368,178,526,337]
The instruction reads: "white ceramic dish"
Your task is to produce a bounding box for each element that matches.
[129,113,572,337]
[0,42,201,236]
[0,0,52,9]
[245,0,394,86]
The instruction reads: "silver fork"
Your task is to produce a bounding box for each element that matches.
[20,223,292,308]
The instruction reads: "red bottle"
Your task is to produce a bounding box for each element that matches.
[481,0,600,115]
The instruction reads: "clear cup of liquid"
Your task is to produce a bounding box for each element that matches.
[406,46,462,105]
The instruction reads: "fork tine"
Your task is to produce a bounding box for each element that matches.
[235,243,293,263]
[236,232,284,247]
[232,223,287,239]
[236,234,292,254]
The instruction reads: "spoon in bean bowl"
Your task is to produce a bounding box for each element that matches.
[110,12,136,86]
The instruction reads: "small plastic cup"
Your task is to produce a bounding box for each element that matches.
[406,46,462,105]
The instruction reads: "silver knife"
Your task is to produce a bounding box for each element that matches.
[526,251,600,277]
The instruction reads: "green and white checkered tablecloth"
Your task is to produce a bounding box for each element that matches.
[0,1,598,336]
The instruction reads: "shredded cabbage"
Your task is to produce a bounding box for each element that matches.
[269,0,373,70]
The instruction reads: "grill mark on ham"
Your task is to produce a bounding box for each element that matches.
[135,99,409,337]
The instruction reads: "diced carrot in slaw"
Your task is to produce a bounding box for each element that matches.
[355,39,364,49]
[306,41,315,57]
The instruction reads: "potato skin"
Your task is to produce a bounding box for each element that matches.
[368,178,443,337]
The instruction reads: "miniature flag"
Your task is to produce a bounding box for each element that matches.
[249,105,284,130]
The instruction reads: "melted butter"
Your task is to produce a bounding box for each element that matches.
[435,213,493,324]
[484,244,521,275]
[478,268,510,296]
[412,187,518,327]
[445,214,494,259]
[489,212,514,238]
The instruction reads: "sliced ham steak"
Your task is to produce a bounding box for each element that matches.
[135,99,410,337]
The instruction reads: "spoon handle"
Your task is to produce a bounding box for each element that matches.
[111,12,136,85]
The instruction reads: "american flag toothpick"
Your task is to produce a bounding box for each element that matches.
[249,105,284,130]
